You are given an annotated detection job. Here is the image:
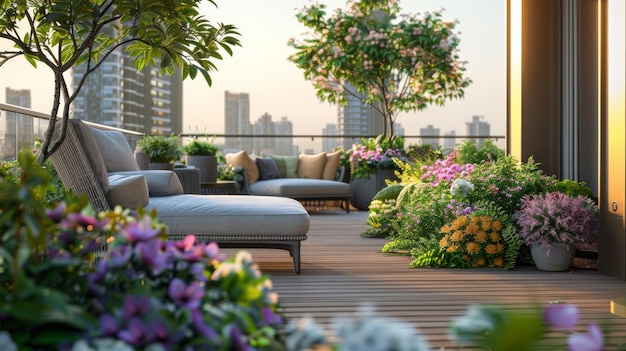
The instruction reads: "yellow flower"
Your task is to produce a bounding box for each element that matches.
[466,242,481,255]
[489,232,502,243]
[453,216,469,228]
[496,243,505,254]
[475,257,486,266]
[439,236,449,248]
[492,257,504,267]
[450,231,464,242]
[474,231,488,243]
[485,244,499,255]
[492,220,503,231]
[440,224,451,233]
[465,222,480,235]
[480,217,492,231]
[447,245,458,253]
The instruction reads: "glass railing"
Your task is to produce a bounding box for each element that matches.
[1,103,505,162]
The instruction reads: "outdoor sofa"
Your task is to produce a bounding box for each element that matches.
[49,119,310,273]
[225,150,352,213]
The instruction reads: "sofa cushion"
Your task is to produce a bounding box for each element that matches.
[270,155,299,178]
[145,195,310,236]
[249,178,351,197]
[256,157,281,180]
[106,174,149,209]
[297,153,327,179]
[71,120,109,192]
[322,151,342,180]
[110,170,183,197]
[90,128,141,172]
[226,151,259,185]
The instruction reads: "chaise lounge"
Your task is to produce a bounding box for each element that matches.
[49,119,310,273]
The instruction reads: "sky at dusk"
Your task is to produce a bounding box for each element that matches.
[0,0,506,138]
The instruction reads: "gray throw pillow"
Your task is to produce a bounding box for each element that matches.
[90,128,141,172]
[256,158,281,180]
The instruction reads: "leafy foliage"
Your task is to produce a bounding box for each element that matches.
[183,138,219,156]
[0,0,241,163]
[136,135,183,163]
[288,0,471,138]
[454,139,505,165]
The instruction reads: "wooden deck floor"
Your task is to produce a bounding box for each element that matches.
[221,211,626,349]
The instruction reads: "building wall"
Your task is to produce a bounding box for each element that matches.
[224,91,251,152]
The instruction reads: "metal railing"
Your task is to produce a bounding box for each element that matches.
[1,102,505,161]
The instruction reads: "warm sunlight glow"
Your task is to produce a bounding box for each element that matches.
[508,0,522,158]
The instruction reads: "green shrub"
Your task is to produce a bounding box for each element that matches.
[546,178,594,199]
[136,134,183,163]
[454,139,505,165]
[183,138,219,156]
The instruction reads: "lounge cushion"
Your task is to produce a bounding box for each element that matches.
[106,174,149,209]
[256,157,281,180]
[91,128,141,172]
[297,153,327,179]
[146,195,310,236]
[249,178,351,197]
[110,170,183,197]
[270,155,299,178]
[71,120,109,192]
[226,151,259,185]
[322,151,342,180]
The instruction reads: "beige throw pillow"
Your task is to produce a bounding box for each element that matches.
[322,151,342,180]
[226,150,259,184]
[297,153,327,179]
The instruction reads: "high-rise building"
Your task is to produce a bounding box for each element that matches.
[224,91,251,152]
[337,84,383,149]
[420,124,440,149]
[2,88,32,160]
[322,123,339,152]
[71,46,183,135]
[274,116,296,155]
[443,131,456,152]
[252,112,274,154]
[466,115,490,147]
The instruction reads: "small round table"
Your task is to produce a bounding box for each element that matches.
[200,181,240,195]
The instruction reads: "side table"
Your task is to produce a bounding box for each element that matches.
[200,181,240,195]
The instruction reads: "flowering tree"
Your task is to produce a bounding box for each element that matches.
[0,0,240,163]
[288,0,471,139]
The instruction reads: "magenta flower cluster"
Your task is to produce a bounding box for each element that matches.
[516,192,597,254]
[350,144,407,179]
[420,152,474,186]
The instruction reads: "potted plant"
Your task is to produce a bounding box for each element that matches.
[183,138,219,183]
[136,134,183,170]
[515,191,598,271]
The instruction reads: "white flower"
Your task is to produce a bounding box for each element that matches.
[0,332,17,351]
[450,179,474,198]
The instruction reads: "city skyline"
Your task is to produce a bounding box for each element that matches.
[0,0,506,138]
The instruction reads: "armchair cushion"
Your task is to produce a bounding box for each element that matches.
[106,174,149,209]
[322,151,342,180]
[110,170,183,197]
[297,153,326,179]
[90,128,140,172]
[256,157,281,180]
[270,155,298,178]
[226,150,259,184]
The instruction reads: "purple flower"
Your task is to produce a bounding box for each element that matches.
[230,326,249,351]
[261,307,282,325]
[191,309,219,340]
[121,215,160,243]
[45,202,67,222]
[568,324,603,351]
[544,303,579,330]
[117,317,155,346]
[135,239,168,274]
[107,244,132,268]
[99,314,118,337]
[62,211,108,230]
[123,295,151,318]
[168,278,204,309]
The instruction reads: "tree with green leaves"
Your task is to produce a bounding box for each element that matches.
[288,0,471,139]
[0,0,240,163]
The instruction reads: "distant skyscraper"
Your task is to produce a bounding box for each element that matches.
[274,116,296,155]
[2,88,32,160]
[420,124,440,148]
[466,115,491,146]
[444,130,456,152]
[338,84,383,150]
[322,123,339,152]
[71,48,183,135]
[394,123,405,137]
[224,91,251,152]
[250,113,295,155]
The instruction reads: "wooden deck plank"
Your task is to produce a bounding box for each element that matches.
[219,211,626,349]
